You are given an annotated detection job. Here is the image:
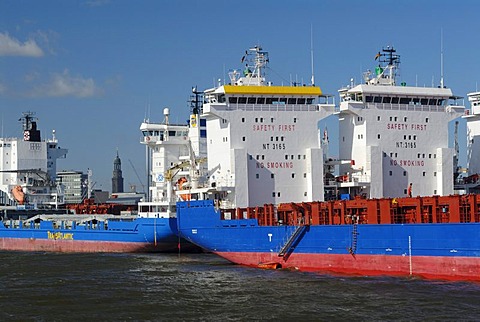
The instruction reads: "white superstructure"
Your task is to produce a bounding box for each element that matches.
[460,92,480,191]
[0,112,68,208]
[201,46,335,208]
[337,47,465,198]
[139,97,207,218]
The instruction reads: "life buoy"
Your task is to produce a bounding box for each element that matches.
[146,136,150,142]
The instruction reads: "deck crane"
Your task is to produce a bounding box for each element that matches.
[163,139,207,201]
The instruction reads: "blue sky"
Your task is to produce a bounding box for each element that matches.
[0,0,478,192]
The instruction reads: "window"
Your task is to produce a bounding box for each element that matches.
[389,171,393,176]
[403,171,406,176]
[383,97,391,103]
[257,97,265,104]
[434,172,437,177]
[366,96,373,102]
[241,117,245,122]
[426,118,429,123]
[288,98,296,104]
[304,173,307,178]
[423,172,426,176]
[391,97,399,104]
[242,137,245,141]
[238,97,247,104]
[374,96,382,103]
[400,97,410,104]
[272,192,275,197]
[378,134,381,139]
[256,174,259,179]
[377,116,381,121]
[248,97,256,104]
[271,174,274,178]
[291,173,295,178]
[277,192,281,197]
[229,97,238,104]
[293,118,297,123]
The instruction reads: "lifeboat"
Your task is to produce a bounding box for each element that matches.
[177,177,191,201]
[11,185,25,205]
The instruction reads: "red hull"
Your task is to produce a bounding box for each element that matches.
[0,238,177,253]
[218,251,480,282]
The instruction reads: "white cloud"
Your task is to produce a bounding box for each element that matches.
[0,32,43,57]
[31,70,101,98]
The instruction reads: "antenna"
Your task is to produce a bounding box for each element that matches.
[310,24,315,86]
[440,28,444,88]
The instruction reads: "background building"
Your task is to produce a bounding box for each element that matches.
[112,151,124,193]
[56,170,87,204]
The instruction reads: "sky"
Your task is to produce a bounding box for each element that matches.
[1,0,479,193]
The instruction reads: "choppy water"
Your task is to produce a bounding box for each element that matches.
[1,251,479,321]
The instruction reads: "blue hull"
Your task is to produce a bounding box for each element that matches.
[177,200,480,281]
[0,217,195,253]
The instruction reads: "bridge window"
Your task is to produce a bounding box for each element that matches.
[229,97,237,104]
[257,97,265,104]
[297,98,305,104]
[248,97,256,104]
[288,98,296,104]
[238,97,247,104]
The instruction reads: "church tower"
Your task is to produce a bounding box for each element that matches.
[112,150,124,193]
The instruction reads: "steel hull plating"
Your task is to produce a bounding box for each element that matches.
[0,217,187,253]
[177,200,480,281]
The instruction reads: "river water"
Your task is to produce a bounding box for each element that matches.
[1,251,479,321]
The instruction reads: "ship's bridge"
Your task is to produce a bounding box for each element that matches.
[338,84,464,114]
[203,84,335,114]
[140,123,188,146]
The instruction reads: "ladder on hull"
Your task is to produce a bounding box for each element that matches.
[278,225,307,258]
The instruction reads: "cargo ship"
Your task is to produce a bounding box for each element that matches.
[0,212,181,252]
[0,112,191,253]
[176,46,480,281]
